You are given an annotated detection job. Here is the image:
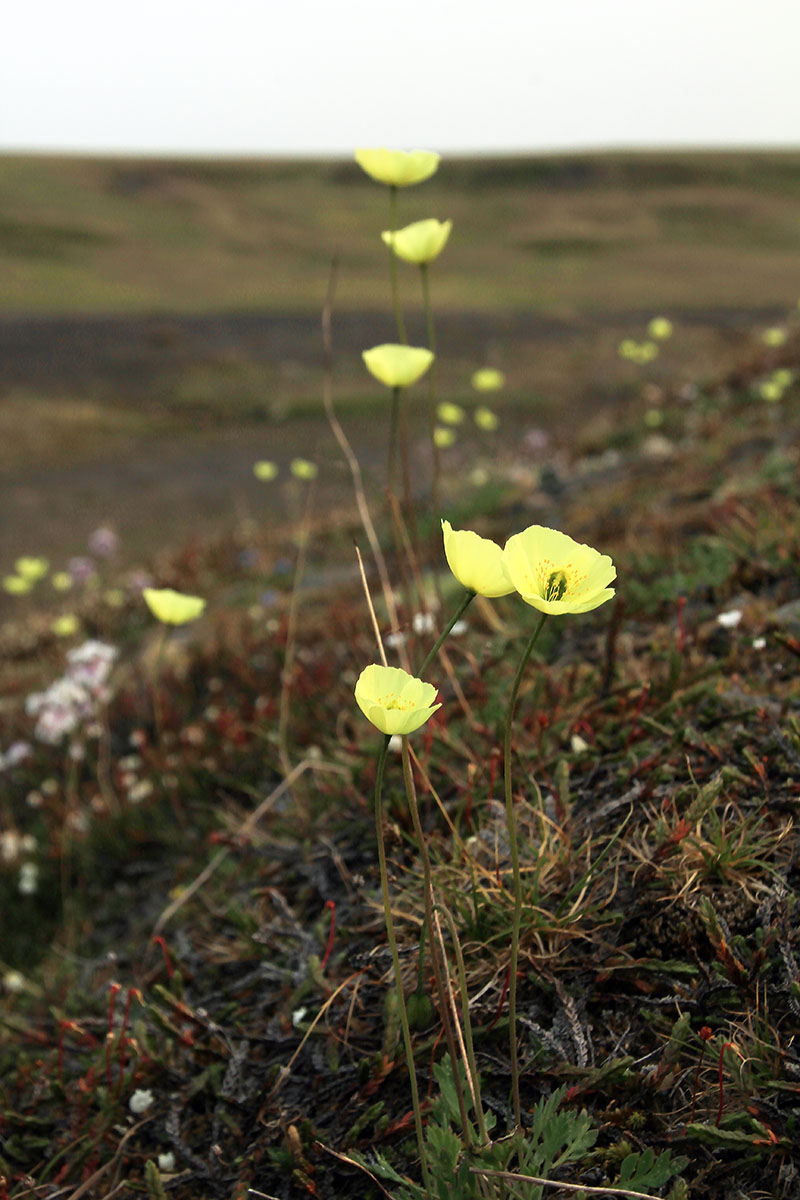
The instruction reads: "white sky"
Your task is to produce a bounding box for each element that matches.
[3,0,799,156]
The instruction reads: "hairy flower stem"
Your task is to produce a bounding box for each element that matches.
[420,261,442,535]
[504,611,547,1129]
[374,737,432,1197]
[388,186,407,344]
[402,737,473,1150]
[417,588,476,678]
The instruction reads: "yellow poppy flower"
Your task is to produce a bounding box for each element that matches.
[759,380,783,402]
[618,340,638,361]
[504,525,616,615]
[763,327,787,347]
[290,459,318,480]
[253,461,278,481]
[471,368,505,392]
[143,587,206,625]
[15,557,49,581]
[474,406,499,432]
[355,664,441,736]
[433,426,456,448]
[51,614,79,637]
[441,519,514,598]
[355,148,440,188]
[362,344,434,389]
[647,317,673,340]
[381,218,452,264]
[104,588,125,608]
[436,401,464,425]
[3,575,32,596]
[52,572,73,591]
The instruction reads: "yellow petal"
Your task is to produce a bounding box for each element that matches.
[253,460,278,481]
[647,316,673,340]
[3,575,32,595]
[441,519,514,598]
[436,402,464,425]
[143,587,206,625]
[474,406,499,432]
[52,614,79,637]
[381,218,452,264]
[355,148,440,187]
[15,557,49,581]
[503,525,616,616]
[362,344,434,389]
[471,368,505,392]
[290,459,318,480]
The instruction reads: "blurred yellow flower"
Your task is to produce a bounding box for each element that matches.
[381,218,452,264]
[763,327,787,347]
[290,459,318,480]
[15,557,49,582]
[52,572,73,591]
[618,339,638,361]
[363,344,434,389]
[647,316,673,340]
[504,525,616,615]
[104,588,126,608]
[759,380,783,402]
[3,575,32,596]
[772,368,794,388]
[355,664,440,736]
[436,401,464,425]
[253,461,278,481]
[433,426,456,449]
[644,408,664,427]
[355,148,440,187]
[474,406,499,432]
[143,587,206,625]
[442,519,514,598]
[51,614,79,637]
[471,368,505,392]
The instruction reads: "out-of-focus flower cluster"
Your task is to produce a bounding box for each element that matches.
[25,640,118,745]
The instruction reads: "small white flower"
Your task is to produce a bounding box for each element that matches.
[388,735,403,753]
[752,636,767,650]
[570,734,590,754]
[451,619,469,637]
[717,609,743,629]
[4,970,25,993]
[129,1088,154,1114]
[18,862,39,895]
[292,1007,308,1028]
[157,1152,175,1172]
[127,779,154,804]
[412,611,436,636]
[384,631,407,649]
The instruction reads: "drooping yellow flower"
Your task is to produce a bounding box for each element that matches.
[363,344,434,389]
[474,406,499,432]
[433,426,456,449]
[290,459,318,480]
[253,461,278,481]
[504,525,616,616]
[648,316,673,340]
[763,327,787,347]
[436,401,465,425]
[441,519,514,598]
[355,148,440,188]
[143,587,206,625]
[51,614,79,637]
[471,368,505,392]
[381,218,452,264]
[3,575,32,596]
[15,557,49,582]
[355,664,440,736]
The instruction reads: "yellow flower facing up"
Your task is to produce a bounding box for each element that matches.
[355,148,440,188]
[471,368,505,392]
[442,519,514,598]
[355,664,440,736]
[15,557,49,582]
[381,218,452,264]
[52,614,79,637]
[143,587,206,626]
[290,459,318,480]
[433,426,456,449]
[474,406,499,432]
[763,327,787,347]
[363,344,434,389]
[436,401,465,425]
[648,316,673,340]
[3,575,32,596]
[504,525,616,616]
[253,460,278,482]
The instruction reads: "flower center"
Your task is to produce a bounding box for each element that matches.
[544,570,568,602]
[377,691,413,711]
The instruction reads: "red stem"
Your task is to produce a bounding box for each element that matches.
[320,900,337,971]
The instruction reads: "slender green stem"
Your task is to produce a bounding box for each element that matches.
[152,624,167,748]
[503,611,547,1129]
[420,262,442,521]
[388,186,407,344]
[417,588,475,678]
[374,737,432,1196]
[402,737,472,1150]
[388,385,401,491]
